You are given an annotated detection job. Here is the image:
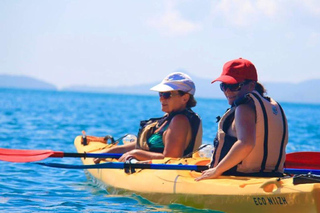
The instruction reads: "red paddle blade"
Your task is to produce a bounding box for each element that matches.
[0,148,55,162]
[286,152,320,170]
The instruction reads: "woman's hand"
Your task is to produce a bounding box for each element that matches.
[94,149,138,163]
[93,142,137,164]
[118,149,139,162]
[119,149,165,162]
[195,167,223,181]
[93,156,105,164]
[93,150,138,163]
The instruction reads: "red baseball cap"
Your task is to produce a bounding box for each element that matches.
[211,58,258,84]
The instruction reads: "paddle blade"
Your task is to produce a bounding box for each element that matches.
[286,152,320,170]
[0,148,55,162]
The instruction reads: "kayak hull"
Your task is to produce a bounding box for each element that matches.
[74,136,320,212]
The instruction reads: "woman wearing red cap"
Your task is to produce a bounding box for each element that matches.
[196,58,288,181]
[94,72,202,163]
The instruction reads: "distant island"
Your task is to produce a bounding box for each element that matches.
[0,74,57,90]
[1,74,319,104]
[60,75,320,104]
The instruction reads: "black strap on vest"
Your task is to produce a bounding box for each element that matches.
[273,103,287,172]
[251,93,269,172]
[223,170,284,177]
[181,108,201,156]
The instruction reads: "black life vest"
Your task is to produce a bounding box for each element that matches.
[135,108,202,156]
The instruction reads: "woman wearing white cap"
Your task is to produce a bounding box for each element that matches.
[94,72,202,163]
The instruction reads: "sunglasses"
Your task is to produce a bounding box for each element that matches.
[159,92,174,99]
[159,91,185,99]
[220,81,250,92]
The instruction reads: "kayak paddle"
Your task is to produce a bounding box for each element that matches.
[37,161,208,172]
[1,147,320,171]
[0,148,122,163]
[36,161,320,175]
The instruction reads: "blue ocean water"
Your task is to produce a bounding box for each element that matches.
[0,88,319,212]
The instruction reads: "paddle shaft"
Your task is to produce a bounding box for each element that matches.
[51,152,122,159]
[37,162,320,175]
[37,162,209,172]
[285,168,320,175]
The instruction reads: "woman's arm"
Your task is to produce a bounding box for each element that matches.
[118,149,165,162]
[104,142,136,153]
[163,114,192,157]
[93,142,136,163]
[196,103,256,181]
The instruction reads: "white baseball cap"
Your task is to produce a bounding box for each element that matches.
[150,72,195,95]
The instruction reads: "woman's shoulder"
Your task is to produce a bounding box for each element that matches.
[235,100,256,122]
[169,113,190,128]
[171,113,189,122]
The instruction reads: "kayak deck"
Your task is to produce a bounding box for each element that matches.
[74,136,320,213]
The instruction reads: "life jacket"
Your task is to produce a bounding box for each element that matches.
[210,91,288,175]
[135,108,202,156]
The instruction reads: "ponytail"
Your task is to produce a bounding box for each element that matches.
[255,82,267,97]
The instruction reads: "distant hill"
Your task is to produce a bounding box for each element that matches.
[0,74,57,90]
[63,75,320,104]
[263,80,319,104]
[1,74,319,104]
[63,75,225,98]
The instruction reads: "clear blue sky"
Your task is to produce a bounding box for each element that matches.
[1,0,319,89]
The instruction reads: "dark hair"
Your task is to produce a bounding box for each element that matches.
[255,82,267,97]
[178,90,197,108]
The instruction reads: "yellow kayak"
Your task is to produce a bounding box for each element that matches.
[74,136,320,213]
